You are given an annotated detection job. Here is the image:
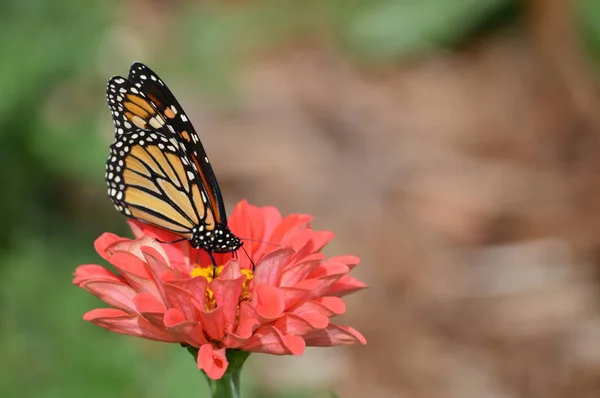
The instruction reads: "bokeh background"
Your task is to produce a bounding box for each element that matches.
[4,0,600,397]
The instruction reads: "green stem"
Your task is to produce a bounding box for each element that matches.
[186,346,250,398]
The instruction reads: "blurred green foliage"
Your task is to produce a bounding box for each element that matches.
[2,0,597,397]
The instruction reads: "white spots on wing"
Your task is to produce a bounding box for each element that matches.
[140,74,147,80]
[114,78,125,84]
[181,114,188,122]
[151,75,157,81]
[187,171,195,180]
[204,156,209,163]
[149,116,164,129]
[124,121,132,129]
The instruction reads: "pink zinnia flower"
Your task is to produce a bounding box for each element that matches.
[73,200,366,379]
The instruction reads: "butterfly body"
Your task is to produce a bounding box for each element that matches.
[104,62,242,255]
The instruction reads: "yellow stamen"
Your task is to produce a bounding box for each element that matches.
[189,265,254,309]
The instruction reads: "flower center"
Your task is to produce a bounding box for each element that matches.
[190,265,254,309]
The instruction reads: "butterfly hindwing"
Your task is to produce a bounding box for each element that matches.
[105,130,217,237]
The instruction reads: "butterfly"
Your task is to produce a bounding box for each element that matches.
[104,62,242,262]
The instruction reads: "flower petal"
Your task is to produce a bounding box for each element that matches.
[94,232,125,262]
[80,281,137,312]
[73,264,123,285]
[162,278,207,321]
[254,248,294,285]
[240,325,305,355]
[327,254,360,270]
[108,252,161,299]
[83,308,175,342]
[326,274,367,297]
[164,308,206,346]
[303,324,367,346]
[253,285,285,319]
[197,344,228,380]
[211,276,245,332]
[279,255,321,287]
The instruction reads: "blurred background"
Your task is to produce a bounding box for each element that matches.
[3,0,600,397]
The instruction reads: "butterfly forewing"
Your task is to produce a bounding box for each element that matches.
[126,62,229,226]
[106,75,173,136]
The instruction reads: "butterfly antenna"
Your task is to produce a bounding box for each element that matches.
[238,237,281,248]
[241,245,256,272]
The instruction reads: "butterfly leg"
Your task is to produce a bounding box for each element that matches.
[208,251,218,279]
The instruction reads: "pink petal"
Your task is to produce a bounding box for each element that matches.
[197,305,226,341]
[94,233,125,262]
[290,297,346,327]
[275,282,320,309]
[134,292,167,313]
[327,255,360,270]
[241,325,305,355]
[279,256,321,287]
[303,324,367,346]
[254,248,294,285]
[253,285,285,319]
[308,230,335,253]
[197,344,228,380]
[210,276,245,331]
[308,261,349,279]
[129,220,196,274]
[269,214,313,245]
[162,278,206,321]
[108,252,160,299]
[140,246,178,306]
[80,281,137,312]
[163,308,206,346]
[219,260,243,280]
[273,313,326,335]
[73,264,123,285]
[312,296,346,315]
[234,301,262,338]
[326,274,367,297]
[83,308,175,342]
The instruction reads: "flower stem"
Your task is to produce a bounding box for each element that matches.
[186,346,250,398]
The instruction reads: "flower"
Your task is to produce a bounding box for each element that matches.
[73,200,366,379]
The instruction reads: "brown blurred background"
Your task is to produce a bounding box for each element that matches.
[3,0,600,397]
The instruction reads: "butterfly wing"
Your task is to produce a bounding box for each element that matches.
[127,62,229,226]
[105,62,229,227]
[106,75,172,136]
[105,130,217,238]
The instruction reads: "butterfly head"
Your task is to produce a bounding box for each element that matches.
[192,224,243,254]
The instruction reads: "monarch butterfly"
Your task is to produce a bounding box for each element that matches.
[104,62,242,261]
